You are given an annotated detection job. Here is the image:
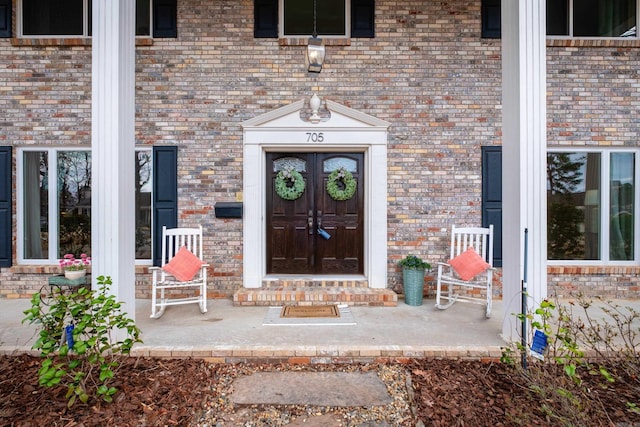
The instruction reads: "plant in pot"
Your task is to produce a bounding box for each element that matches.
[59,253,91,280]
[398,254,431,306]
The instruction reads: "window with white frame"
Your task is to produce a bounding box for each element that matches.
[19,0,152,37]
[482,0,638,39]
[547,0,637,38]
[281,0,347,37]
[18,148,152,263]
[547,150,637,262]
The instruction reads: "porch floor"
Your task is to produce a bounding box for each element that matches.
[1,297,508,362]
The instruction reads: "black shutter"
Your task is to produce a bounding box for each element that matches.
[152,146,178,266]
[0,147,12,267]
[482,146,502,267]
[481,0,501,39]
[0,0,11,38]
[153,0,177,38]
[254,0,278,38]
[351,0,374,38]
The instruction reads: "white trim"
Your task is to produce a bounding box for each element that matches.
[242,98,389,289]
[546,0,639,39]
[546,148,640,265]
[92,0,136,310]
[501,0,548,341]
[17,0,155,39]
[16,147,154,266]
[17,0,92,38]
[278,0,350,38]
[16,147,92,265]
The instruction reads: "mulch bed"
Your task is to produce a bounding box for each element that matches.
[0,354,638,426]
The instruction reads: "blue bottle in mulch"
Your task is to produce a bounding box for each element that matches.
[65,324,75,350]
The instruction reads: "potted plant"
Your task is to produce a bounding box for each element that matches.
[398,254,431,306]
[59,253,91,280]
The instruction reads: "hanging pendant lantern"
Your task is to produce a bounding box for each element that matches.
[306,0,325,73]
[307,37,325,73]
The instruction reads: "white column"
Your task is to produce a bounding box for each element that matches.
[501,0,547,341]
[91,0,136,318]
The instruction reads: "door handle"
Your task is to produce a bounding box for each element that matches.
[308,210,313,235]
[317,210,322,228]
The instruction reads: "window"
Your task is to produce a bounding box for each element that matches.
[254,0,374,39]
[482,0,638,39]
[547,151,637,262]
[282,0,346,37]
[17,148,153,263]
[0,0,11,38]
[19,0,176,38]
[549,0,636,37]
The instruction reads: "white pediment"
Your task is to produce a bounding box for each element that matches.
[241,98,390,129]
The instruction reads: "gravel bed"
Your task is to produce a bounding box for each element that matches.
[194,363,417,426]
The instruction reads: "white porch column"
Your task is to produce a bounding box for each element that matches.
[91,0,136,317]
[501,0,547,341]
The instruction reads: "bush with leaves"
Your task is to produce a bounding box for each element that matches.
[23,275,142,407]
[501,295,640,425]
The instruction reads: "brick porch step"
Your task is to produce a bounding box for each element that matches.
[233,286,398,307]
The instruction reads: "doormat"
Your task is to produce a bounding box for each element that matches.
[281,305,340,318]
[263,305,356,326]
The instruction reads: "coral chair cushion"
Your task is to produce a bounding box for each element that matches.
[449,246,490,281]
[162,246,204,282]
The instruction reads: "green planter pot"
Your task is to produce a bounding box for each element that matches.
[403,268,425,306]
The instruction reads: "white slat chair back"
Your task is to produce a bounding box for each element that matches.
[450,225,493,265]
[150,225,208,318]
[436,224,495,317]
[162,226,204,265]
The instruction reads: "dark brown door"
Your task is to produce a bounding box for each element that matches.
[266,152,364,275]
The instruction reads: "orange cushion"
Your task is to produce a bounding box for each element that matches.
[162,246,204,282]
[448,246,490,281]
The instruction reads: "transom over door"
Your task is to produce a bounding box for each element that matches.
[266,152,364,275]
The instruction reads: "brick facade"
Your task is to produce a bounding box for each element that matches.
[1,0,639,300]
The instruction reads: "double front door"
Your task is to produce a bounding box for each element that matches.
[266,152,364,275]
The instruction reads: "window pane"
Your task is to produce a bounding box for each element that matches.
[574,0,636,37]
[136,0,151,36]
[547,0,569,35]
[136,151,152,259]
[58,151,91,258]
[22,0,83,36]
[284,0,345,36]
[317,0,345,35]
[547,153,600,260]
[23,152,48,259]
[610,153,635,260]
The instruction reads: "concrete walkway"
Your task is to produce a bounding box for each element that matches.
[4,296,638,363]
[1,297,507,361]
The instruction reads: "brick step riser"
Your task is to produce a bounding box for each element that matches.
[262,280,370,289]
[234,287,398,307]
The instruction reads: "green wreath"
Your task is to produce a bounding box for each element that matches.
[327,167,357,201]
[275,168,306,200]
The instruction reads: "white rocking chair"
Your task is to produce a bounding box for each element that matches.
[150,226,208,318]
[435,225,494,318]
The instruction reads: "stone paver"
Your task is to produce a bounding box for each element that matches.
[230,371,392,407]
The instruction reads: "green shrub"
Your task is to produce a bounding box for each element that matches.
[501,295,639,425]
[23,275,142,407]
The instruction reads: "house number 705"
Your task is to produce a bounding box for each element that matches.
[306,132,324,142]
